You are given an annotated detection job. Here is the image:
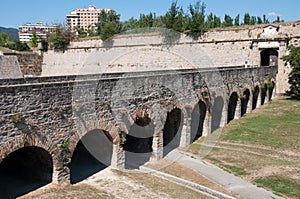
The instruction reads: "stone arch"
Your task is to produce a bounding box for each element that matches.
[268,80,276,101]
[0,146,53,198]
[252,84,260,110]
[261,82,268,105]
[260,49,278,66]
[162,107,183,156]
[241,88,251,117]
[123,118,155,169]
[227,91,239,124]
[211,96,225,132]
[191,100,207,143]
[68,129,113,184]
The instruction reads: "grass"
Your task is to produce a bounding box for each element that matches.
[188,96,300,198]
[255,176,300,198]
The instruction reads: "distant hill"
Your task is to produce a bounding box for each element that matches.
[0,27,19,39]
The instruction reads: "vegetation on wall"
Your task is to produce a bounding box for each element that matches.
[0,32,30,51]
[282,45,300,99]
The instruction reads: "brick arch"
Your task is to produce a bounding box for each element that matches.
[191,99,207,143]
[268,79,276,101]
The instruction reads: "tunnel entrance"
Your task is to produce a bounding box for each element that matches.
[261,84,268,105]
[191,100,207,143]
[163,108,183,156]
[241,89,250,117]
[211,96,224,132]
[260,49,278,66]
[252,86,260,110]
[0,146,53,199]
[227,92,238,124]
[123,121,154,169]
[68,129,113,184]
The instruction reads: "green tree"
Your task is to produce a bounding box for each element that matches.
[97,10,122,40]
[30,32,38,48]
[186,0,207,37]
[223,14,233,27]
[282,46,300,98]
[250,16,257,25]
[257,16,263,24]
[243,13,251,25]
[163,1,186,32]
[234,14,240,26]
[213,15,221,28]
[263,15,269,24]
[49,26,73,50]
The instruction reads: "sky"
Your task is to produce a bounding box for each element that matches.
[1,0,300,28]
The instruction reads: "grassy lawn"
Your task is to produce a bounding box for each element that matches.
[188,96,300,198]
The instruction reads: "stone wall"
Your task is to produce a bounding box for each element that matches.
[16,53,43,77]
[41,22,300,93]
[0,66,277,183]
[0,55,23,79]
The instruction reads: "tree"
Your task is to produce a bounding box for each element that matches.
[186,0,207,37]
[282,45,300,98]
[250,16,257,25]
[243,13,251,25]
[213,15,221,28]
[257,16,263,24]
[49,26,73,50]
[263,15,269,24]
[30,32,38,48]
[234,14,240,26]
[97,10,122,40]
[223,14,233,27]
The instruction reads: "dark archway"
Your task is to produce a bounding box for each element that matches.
[241,89,250,117]
[227,92,238,124]
[260,49,278,66]
[261,83,268,105]
[163,108,183,156]
[0,146,53,199]
[123,121,154,169]
[252,86,260,110]
[191,100,207,143]
[268,81,275,101]
[68,129,113,184]
[211,96,224,132]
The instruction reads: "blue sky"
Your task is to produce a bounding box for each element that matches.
[1,0,299,28]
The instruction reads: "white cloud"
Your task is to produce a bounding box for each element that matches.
[268,12,281,17]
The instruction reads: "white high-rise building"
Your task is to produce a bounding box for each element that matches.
[18,22,57,42]
[66,5,110,32]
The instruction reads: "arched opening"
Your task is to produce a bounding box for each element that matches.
[261,83,268,105]
[252,86,260,110]
[163,108,183,156]
[260,49,278,66]
[0,146,53,198]
[268,81,275,101]
[211,96,224,132]
[191,100,207,143]
[123,121,154,169]
[227,92,238,124]
[68,129,113,184]
[241,89,250,117]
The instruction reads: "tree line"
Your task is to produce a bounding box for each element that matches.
[0,1,285,51]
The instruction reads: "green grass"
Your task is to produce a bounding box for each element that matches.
[222,97,300,151]
[255,176,300,197]
[189,96,300,198]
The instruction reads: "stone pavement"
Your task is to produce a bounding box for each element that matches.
[166,149,283,199]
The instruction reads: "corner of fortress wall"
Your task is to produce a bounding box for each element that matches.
[41,22,300,93]
[0,55,23,79]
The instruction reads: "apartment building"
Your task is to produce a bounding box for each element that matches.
[18,22,57,42]
[66,5,110,32]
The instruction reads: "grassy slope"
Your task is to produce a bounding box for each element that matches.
[188,96,300,198]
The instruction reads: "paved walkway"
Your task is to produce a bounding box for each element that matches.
[166,149,283,199]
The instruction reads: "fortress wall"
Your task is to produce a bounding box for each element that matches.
[0,55,23,79]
